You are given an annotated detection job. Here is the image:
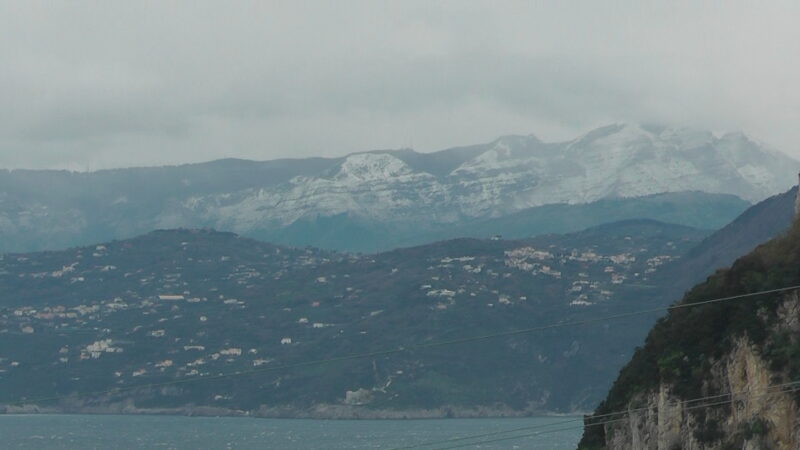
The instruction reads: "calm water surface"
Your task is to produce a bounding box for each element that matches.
[0,414,583,449]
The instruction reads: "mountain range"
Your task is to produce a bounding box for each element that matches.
[0,123,795,253]
[1,122,799,424]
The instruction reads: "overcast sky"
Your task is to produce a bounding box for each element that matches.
[1,1,799,170]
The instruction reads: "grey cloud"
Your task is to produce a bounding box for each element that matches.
[0,1,798,169]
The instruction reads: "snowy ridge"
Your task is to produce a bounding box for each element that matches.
[184,124,798,228]
[333,153,417,181]
[0,123,796,253]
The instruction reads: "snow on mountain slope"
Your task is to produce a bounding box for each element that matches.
[0,123,796,253]
[333,152,416,181]
[185,124,798,228]
[187,153,449,229]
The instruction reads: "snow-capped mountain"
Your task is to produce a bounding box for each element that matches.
[0,123,796,253]
[187,123,796,226]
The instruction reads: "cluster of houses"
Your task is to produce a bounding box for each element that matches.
[0,229,689,402]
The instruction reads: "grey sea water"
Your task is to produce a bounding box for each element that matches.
[0,414,583,449]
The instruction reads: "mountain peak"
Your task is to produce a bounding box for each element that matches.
[0,124,797,254]
[451,134,550,175]
[333,153,415,181]
[493,134,542,145]
[573,123,719,149]
[568,123,652,147]
[719,130,749,141]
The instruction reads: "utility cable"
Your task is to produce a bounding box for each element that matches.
[426,381,800,449]
[395,379,800,449]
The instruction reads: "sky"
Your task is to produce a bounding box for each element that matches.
[1,1,799,170]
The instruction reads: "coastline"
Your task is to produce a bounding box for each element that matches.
[1,402,588,420]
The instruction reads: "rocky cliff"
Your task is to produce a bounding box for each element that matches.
[579,189,800,449]
[589,299,800,449]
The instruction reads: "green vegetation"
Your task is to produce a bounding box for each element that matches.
[0,222,707,415]
[741,417,770,440]
[256,192,748,252]
[579,219,800,448]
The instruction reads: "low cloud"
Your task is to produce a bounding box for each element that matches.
[1,1,798,169]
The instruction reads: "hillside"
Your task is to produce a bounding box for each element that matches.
[0,221,708,417]
[250,192,748,252]
[1,123,793,253]
[578,198,800,447]
[656,187,796,291]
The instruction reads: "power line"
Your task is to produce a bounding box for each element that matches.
[424,381,800,449]
[8,285,799,407]
[438,420,628,449]
[393,379,800,449]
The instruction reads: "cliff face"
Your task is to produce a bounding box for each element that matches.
[599,297,800,449]
[579,210,800,449]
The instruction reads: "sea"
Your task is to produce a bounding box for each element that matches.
[0,414,583,449]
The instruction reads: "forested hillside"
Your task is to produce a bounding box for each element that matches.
[0,221,706,417]
[579,198,800,449]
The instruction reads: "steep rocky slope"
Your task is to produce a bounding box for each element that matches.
[0,124,792,253]
[654,186,797,299]
[0,221,707,417]
[578,200,800,449]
